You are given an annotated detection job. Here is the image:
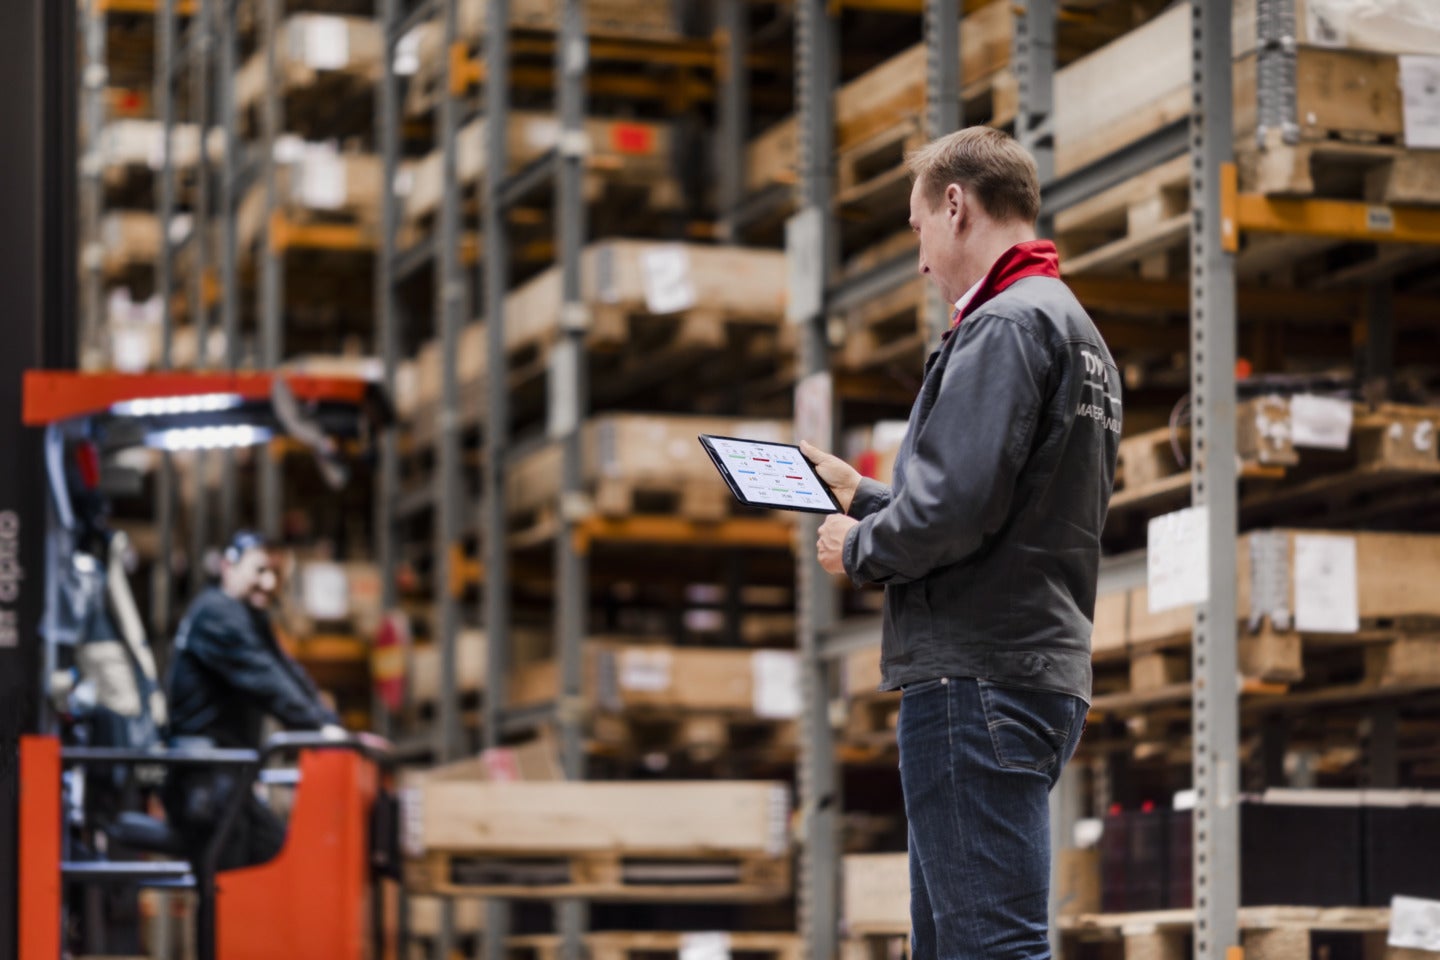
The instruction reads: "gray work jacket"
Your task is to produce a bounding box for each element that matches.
[842,275,1121,702]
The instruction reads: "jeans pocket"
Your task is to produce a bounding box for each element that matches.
[900,676,948,697]
[975,678,1077,773]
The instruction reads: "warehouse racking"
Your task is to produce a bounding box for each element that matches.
[791,3,1440,960]
[70,0,1440,957]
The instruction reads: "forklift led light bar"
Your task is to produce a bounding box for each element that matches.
[111,392,244,417]
[145,425,273,451]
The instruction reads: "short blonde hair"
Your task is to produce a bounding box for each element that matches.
[906,126,1040,224]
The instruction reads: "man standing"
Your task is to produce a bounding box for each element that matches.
[803,127,1121,959]
[163,531,342,869]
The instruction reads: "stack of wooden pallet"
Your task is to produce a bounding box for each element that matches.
[402,764,793,902]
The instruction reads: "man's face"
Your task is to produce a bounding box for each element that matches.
[222,547,278,609]
[909,177,964,305]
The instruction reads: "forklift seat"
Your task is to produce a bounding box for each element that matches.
[107,812,185,858]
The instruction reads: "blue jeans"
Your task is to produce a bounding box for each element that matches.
[898,676,1087,960]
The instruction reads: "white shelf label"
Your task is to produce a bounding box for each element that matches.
[302,17,350,71]
[1293,534,1359,634]
[1399,55,1440,150]
[1147,506,1209,614]
[752,650,801,719]
[680,933,731,960]
[1390,895,1440,951]
[619,648,672,692]
[298,154,347,210]
[1290,394,1352,450]
[302,562,349,621]
[640,245,697,315]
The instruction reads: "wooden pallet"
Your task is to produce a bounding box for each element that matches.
[402,114,679,229]
[1107,402,1440,534]
[407,850,791,902]
[1054,155,1191,280]
[234,15,381,139]
[509,931,802,960]
[1109,396,1295,512]
[1241,131,1440,207]
[1055,2,1423,178]
[1059,906,1418,960]
[591,711,798,765]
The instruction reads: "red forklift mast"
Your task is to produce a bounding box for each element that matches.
[0,0,79,956]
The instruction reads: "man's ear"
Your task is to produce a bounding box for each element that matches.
[946,182,966,233]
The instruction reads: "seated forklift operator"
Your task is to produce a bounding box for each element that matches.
[163,530,344,870]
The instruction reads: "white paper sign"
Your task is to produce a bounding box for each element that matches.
[1293,534,1359,633]
[303,17,351,71]
[1399,55,1440,150]
[1290,394,1353,450]
[1390,895,1440,951]
[400,786,424,858]
[619,649,672,692]
[1147,506,1210,614]
[679,933,731,960]
[302,562,350,621]
[298,154,348,210]
[752,650,801,719]
[639,245,697,315]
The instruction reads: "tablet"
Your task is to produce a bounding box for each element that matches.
[698,434,842,514]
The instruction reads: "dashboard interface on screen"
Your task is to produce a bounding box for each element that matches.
[699,435,841,514]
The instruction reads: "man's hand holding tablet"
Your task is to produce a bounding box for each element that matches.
[700,435,863,575]
[796,440,863,576]
[797,440,861,514]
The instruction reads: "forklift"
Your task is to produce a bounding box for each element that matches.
[17,371,402,960]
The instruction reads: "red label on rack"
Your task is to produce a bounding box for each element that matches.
[611,123,656,155]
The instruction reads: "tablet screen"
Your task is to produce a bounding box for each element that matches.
[699,435,841,513]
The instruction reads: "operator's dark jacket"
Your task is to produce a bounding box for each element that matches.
[843,249,1121,702]
[166,588,336,747]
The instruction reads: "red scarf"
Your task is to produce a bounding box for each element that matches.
[950,239,1062,330]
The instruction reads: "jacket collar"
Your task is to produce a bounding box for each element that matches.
[949,239,1062,330]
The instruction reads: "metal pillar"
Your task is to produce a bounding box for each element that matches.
[377,0,402,733]
[794,2,840,959]
[1362,282,1395,394]
[1015,0,1055,245]
[0,0,78,946]
[1190,0,1241,956]
[154,0,179,636]
[554,3,590,957]
[483,4,515,958]
[1013,0,1054,186]
[218,0,240,536]
[188,0,214,595]
[79,2,108,369]
[432,1,469,954]
[258,0,284,539]
[1048,763,1083,956]
[435,0,466,767]
[921,0,960,345]
[716,0,748,243]
[483,0,513,761]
